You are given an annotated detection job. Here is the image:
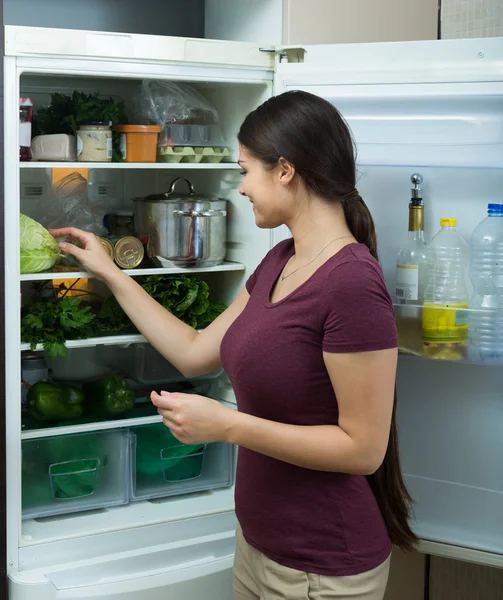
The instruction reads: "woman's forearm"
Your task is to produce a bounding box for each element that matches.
[226,411,384,475]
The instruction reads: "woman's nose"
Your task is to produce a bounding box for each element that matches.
[239,183,246,196]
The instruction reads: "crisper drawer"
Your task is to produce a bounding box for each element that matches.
[130,423,233,501]
[22,430,129,520]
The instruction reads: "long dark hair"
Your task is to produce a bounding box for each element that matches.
[238,90,418,552]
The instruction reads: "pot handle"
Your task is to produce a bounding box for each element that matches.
[169,177,195,195]
[173,209,227,218]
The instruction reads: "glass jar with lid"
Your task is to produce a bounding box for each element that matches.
[77,121,112,162]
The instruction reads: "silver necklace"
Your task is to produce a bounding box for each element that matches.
[280,235,354,281]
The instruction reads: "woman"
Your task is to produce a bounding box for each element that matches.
[53,90,417,599]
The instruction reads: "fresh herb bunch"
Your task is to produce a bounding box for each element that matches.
[22,276,227,356]
[32,91,128,162]
[21,282,96,358]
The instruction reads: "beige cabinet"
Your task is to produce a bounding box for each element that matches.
[283,0,438,44]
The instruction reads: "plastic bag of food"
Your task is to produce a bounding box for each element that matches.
[132,80,219,127]
[130,81,227,155]
[38,172,106,236]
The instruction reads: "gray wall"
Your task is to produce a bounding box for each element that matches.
[5,0,205,38]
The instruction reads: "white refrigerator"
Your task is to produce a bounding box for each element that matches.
[4,25,503,598]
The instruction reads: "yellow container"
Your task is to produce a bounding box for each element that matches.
[113,125,161,163]
[422,302,469,360]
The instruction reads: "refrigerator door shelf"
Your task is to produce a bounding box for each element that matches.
[12,518,236,599]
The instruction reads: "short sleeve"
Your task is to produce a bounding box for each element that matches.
[322,259,398,353]
[245,262,261,294]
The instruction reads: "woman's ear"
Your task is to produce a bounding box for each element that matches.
[277,157,296,186]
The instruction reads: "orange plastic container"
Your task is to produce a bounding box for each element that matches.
[113,125,161,163]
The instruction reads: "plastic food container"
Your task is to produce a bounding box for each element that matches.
[157,124,229,163]
[113,124,161,163]
[129,423,233,501]
[22,430,129,519]
[77,121,112,162]
[31,134,77,162]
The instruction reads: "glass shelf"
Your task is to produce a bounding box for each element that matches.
[393,302,503,366]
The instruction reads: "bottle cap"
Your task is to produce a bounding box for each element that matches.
[488,203,503,215]
[440,218,457,227]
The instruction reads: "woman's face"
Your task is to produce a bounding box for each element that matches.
[238,146,296,229]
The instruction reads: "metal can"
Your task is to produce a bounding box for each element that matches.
[111,235,145,269]
[99,237,115,260]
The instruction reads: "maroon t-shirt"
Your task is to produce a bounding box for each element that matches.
[220,239,397,576]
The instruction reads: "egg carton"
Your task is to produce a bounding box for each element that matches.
[157,146,230,164]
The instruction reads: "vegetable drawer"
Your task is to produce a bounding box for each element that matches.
[129,423,233,501]
[22,430,129,519]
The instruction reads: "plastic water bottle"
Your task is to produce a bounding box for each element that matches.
[422,218,470,360]
[468,203,503,364]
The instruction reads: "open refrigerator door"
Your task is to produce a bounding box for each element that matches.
[274,36,503,567]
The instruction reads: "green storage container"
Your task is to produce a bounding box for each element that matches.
[130,423,233,501]
[22,430,129,519]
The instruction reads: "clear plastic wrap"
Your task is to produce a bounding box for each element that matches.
[133,81,219,127]
[38,173,107,236]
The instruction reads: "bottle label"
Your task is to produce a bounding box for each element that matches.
[422,303,469,345]
[396,265,419,301]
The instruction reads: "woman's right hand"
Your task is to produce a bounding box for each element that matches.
[50,228,119,282]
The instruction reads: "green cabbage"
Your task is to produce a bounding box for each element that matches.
[20,214,62,274]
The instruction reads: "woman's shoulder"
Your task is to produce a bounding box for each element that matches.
[321,243,392,307]
[327,243,386,284]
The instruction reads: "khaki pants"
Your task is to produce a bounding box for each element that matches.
[233,525,391,600]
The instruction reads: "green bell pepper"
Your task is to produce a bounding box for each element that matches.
[83,374,135,417]
[27,381,85,421]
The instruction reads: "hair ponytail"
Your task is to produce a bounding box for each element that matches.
[341,191,378,260]
[238,89,418,552]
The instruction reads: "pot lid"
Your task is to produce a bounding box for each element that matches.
[139,177,225,204]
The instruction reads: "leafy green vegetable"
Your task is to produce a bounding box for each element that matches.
[21,276,225,354]
[21,288,96,358]
[20,214,63,274]
[33,91,128,136]
[32,91,128,162]
[96,275,226,333]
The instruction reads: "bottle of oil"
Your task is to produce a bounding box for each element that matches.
[422,218,470,360]
[395,173,429,355]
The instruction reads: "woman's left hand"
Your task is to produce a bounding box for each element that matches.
[151,391,236,445]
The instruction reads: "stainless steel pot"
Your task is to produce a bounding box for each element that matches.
[133,177,227,268]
